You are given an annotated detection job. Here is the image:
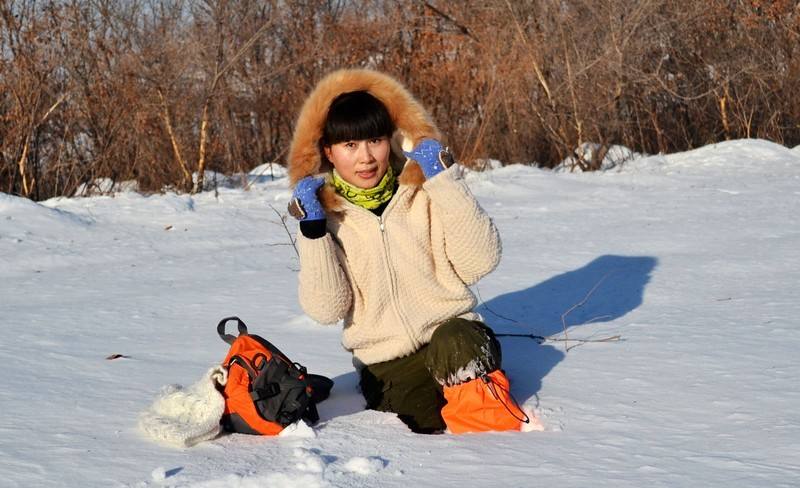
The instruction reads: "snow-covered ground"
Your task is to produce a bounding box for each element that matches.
[1,139,799,487]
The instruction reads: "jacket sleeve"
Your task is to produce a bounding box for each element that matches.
[423,165,502,285]
[297,232,353,324]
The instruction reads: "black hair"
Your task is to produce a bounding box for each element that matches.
[322,90,395,146]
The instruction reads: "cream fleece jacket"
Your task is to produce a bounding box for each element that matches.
[297,165,501,366]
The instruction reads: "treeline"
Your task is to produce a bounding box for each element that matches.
[2,0,799,200]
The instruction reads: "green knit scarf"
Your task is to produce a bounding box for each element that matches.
[331,166,396,210]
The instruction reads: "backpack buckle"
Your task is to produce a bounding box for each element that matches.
[251,382,281,401]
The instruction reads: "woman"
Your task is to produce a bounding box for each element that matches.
[287,69,529,434]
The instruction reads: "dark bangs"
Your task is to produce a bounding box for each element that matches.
[322,91,395,145]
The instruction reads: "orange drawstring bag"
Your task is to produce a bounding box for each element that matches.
[441,370,529,434]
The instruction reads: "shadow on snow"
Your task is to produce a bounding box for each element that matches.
[476,254,658,406]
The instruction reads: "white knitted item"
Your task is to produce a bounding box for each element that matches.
[138,366,228,448]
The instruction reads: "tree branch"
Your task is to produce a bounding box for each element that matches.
[269,204,298,258]
[418,0,480,43]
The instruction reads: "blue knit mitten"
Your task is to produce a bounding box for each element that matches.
[288,176,325,221]
[403,138,452,179]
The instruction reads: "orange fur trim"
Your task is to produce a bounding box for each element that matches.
[287,69,441,188]
[318,185,344,214]
[397,162,426,187]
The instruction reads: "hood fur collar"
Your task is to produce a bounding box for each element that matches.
[287,69,440,204]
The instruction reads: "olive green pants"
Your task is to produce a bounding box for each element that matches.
[358,318,501,433]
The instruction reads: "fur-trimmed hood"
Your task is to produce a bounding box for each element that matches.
[287,69,441,201]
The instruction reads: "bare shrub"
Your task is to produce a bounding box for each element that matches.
[1,0,799,200]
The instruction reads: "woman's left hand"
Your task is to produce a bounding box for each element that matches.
[403,138,452,179]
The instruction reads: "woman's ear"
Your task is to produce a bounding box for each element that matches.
[323,145,332,162]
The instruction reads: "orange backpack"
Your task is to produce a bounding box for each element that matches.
[217,317,333,435]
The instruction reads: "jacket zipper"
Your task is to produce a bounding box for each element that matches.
[343,190,421,351]
[375,212,421,350]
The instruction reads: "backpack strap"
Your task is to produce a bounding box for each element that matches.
[217,316,249,345]
[228,355,258,380]
[250,335,296,367]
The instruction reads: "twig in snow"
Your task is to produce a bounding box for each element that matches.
[560,271,614,351]
[580,314,614,325]
[475,286,519,323]
[105,354,131,360]
[495,332,622,347]
[476,272,621,352]
[269,204,298,258]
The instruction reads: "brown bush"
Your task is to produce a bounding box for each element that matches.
[1,0,799,200]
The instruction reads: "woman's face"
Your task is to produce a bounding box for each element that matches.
[324,137,391,189]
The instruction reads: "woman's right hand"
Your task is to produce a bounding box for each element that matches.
[288,176,326,221]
